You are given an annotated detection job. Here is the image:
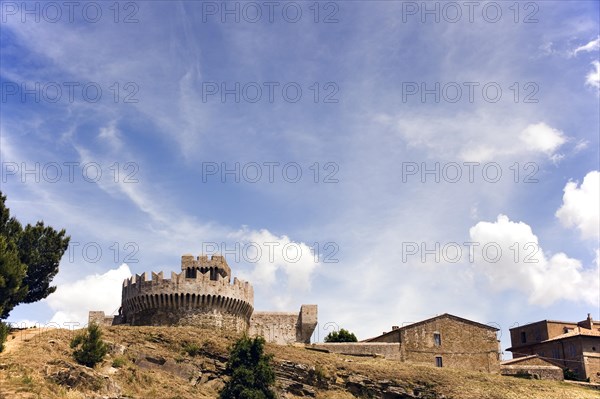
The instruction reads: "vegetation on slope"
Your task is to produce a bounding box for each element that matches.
[0,326,598,399]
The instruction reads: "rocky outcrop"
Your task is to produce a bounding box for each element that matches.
[274,360,444,398]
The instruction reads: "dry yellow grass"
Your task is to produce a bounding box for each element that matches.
[0,326,598,399]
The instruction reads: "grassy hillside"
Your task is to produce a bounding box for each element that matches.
[0,326,598,399]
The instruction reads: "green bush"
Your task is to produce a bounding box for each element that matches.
[0,321,9,352]
[324,328,358,343]
[563,368,581,381]
[220,336,276,399]
[70,323,108,368]
[112,356,126,368]
[182,342,202,357]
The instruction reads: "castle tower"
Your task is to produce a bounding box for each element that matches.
[120,255,253,332]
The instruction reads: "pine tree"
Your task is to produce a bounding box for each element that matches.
[0,191,70,319]
[70,323,109,368]
[220,336,276,399]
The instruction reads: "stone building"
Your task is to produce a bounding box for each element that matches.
[311,313,500,373]
[89,254,317,345]
[507,314,600,382]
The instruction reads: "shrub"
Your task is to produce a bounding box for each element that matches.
[220,336,276,399]
[70,323,108,368]
[112,356,126,368]
[563,368,580,381]
[182,342,202,357]
[324,328,358,343]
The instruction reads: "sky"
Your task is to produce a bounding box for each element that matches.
[0,1,599,357]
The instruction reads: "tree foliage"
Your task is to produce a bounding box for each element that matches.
[0,191,70,319]
[0,235,27,319]
[220,336,276,399]
[0,321,9,352]
[70,323,108,368]
[324,328,358,343]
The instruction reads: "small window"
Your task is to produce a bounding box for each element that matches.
[434,333,441,346]
[435,356,443,367]
[564,327,573,333]
[520,331,527,344]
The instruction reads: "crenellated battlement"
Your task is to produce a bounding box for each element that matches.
[122,269,253,304]
[181,254,231,281]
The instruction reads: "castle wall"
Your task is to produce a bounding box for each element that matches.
[249,305,318,344]
[250,312,299,345]
[88,311,116,327]
[121,269,254,333]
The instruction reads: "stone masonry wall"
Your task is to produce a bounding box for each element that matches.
[250,312,299,345]
[399,317,500,372]
[309,343,401,360]
[500,365,564,381]
[249,305,318,345]
[121,271,253,333]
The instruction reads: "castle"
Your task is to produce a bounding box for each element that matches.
[89,254,318,344]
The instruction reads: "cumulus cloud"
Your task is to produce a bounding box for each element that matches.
[45,264,132,326]
[469,215,599,306]
[226,228,320,308]
[585,61,600,89]
[556,171,600,239]
[519,123,567,156]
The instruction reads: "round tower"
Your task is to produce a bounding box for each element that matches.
[120,255,254,332]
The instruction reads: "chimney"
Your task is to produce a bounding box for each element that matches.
[578,313,594,330]
[392,326,399,330]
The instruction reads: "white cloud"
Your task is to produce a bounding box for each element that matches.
[519,122,567,156]
[585,61,600,89]
[469,214,599,306]
[227,228,320,308]
[556,171,600,239]
[573,36,600,55]
[45,264,132,326]
[378,112,568,162]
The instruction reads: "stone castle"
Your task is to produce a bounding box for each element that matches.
[89,254,317,344]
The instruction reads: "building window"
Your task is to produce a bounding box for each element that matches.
[434,333,441,346]
[520,331,527,344]
[435,356,443,367]
[564,327,573,333]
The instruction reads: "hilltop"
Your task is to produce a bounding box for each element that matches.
[0,326,598,399]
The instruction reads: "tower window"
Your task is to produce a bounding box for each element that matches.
[435,356,443,367]
[434,333,441,346]
[520,331,527,344]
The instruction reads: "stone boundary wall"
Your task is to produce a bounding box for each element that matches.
[500,365,564,381]
[308,343,401,360]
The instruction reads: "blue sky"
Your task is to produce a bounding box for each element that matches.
[1,1,599,355]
